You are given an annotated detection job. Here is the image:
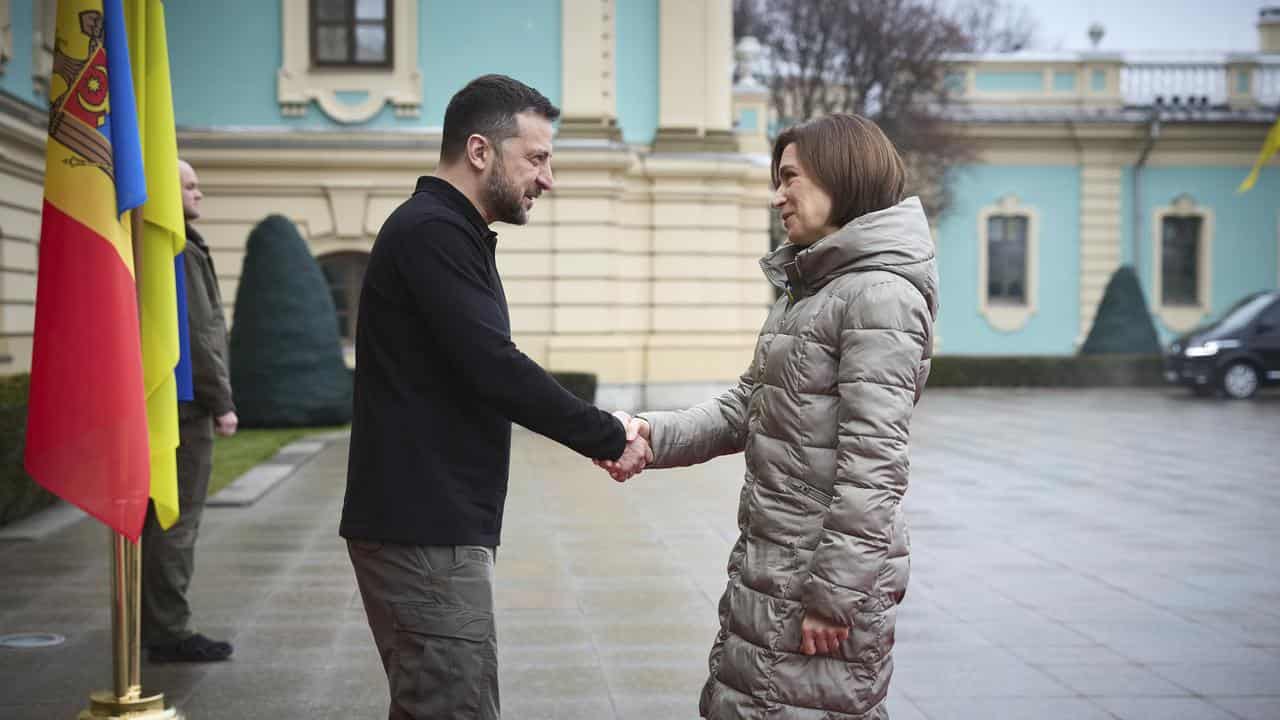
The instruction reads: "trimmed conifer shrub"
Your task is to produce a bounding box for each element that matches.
[229,215,352,427]
[1080,265,1162,355]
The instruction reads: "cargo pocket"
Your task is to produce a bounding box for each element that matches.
[390,601,495,717]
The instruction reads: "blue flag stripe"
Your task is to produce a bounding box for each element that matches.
[174,253,193,402]
[102,0,146,214]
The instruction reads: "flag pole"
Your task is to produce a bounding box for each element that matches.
[78,209,177,720]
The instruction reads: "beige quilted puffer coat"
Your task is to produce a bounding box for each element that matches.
[642,196,938,720]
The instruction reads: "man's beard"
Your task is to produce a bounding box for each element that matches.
[483,152,534,226]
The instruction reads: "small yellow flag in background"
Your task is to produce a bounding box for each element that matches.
[1238,117,1280,193]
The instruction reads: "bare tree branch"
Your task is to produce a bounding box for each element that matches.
[953,0,1039,53]
[733,0,1035,217]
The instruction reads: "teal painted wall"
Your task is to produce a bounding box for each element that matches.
[1,0,41,107]
[166,0,563,130]
[615,0,658,144]
[420,0,562,128]
[1121,166,1135,268]
[935,165,1082,355]
[168,0,287,127]
[1134,165,1280,340]
[974,71,1042,93]
[1052,71,1077,92]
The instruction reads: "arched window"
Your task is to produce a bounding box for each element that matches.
[318,251,369,359]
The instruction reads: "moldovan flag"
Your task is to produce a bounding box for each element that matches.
[25,0,151,540]
[1238,117,1280,193]
[126,0,185,529]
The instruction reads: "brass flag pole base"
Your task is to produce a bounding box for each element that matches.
[77,531,184,720]
[78,689,181,719]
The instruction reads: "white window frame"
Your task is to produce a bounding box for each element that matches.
[1151,194,1213,333]
[278,0,421,123]
[977,193,1039,332]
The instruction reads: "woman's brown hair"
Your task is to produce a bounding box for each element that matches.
[770,113,907,228]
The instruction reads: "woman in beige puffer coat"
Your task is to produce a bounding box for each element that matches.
[615,114,938,719]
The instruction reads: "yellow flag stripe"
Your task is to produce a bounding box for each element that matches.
[127,0,183,530]
[43,139,135,276]
[1238,117,1280,193]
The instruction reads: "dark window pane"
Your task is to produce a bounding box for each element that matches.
[356,0,387,20]
[319,253,370,345]
[354,25,387,63]
[1161,216,1200,306]
[987,214,1028,304]
[315,0,348,21]
[315,25,349,63]
[1258,301,1280,331]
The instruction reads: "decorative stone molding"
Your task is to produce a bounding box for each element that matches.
[32,0,55,98]
[0,0,11,76]
[277,0,421,123]
[977,193,1039,332]
[1226,55,1260,110]
[732,36,770,155]
[322,182,373,241]
[1151,194,1213,333]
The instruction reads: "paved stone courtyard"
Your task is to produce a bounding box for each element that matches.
[2,389,1279,719]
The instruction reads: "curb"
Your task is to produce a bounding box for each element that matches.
[0,501,87,542]
[0,431,348,541]
[206,431,346,507]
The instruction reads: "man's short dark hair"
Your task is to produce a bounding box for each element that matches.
[440,75,560,164]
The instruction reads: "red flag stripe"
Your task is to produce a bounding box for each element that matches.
[24,200,151,539]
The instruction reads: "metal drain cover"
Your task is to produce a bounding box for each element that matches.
[0,632,66,648]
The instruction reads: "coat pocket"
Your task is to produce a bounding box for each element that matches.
[390,601,495,716]
[789,479,833,506]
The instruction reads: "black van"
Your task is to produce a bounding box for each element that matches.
[1164,290,1280,399]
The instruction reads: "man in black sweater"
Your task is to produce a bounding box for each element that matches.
[340,75,649,720]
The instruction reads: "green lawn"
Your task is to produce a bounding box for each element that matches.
[209,426,348,497]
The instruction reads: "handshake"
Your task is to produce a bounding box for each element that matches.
[596,411,653,482]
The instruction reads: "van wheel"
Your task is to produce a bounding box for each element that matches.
[1221,362,1260,400]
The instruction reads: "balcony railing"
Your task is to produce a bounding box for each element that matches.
[1122,58,1280,106]
[941,51,1280,110]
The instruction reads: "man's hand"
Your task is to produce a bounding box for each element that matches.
[596,411,652,482]
[799,611,849,657]
[214,411,238,437]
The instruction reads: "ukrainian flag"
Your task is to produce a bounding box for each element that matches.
[126,0,185,529]
[1238,117,1280,193]
[25,0,151,540]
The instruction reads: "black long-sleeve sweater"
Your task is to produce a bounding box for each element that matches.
[340,177,626,547]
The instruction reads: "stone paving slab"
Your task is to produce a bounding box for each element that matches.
[0,389,1278,719]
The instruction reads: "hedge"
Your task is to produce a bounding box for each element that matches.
[0,373,58,527]
[551,372,597,404]
[927,354,1165,387]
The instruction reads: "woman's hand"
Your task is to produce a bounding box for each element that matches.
[596,412,653,482]
[800,611,849,656]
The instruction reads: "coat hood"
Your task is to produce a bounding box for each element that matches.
[761,195,938,318]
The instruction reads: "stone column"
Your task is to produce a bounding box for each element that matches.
[652,0,736,152]
[1076,144,1126,343]
[559,0,622,140]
